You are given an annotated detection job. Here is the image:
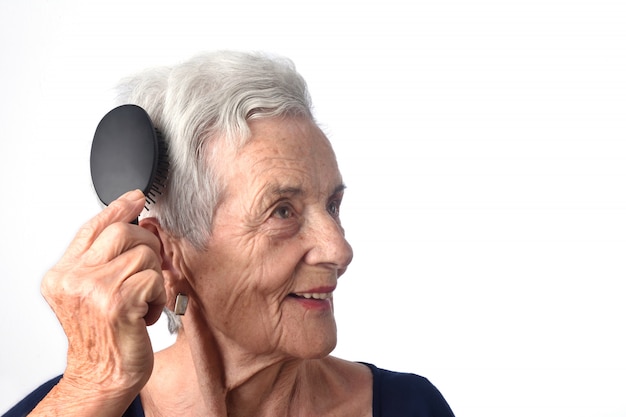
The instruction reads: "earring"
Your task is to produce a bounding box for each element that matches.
[174,293,189,316]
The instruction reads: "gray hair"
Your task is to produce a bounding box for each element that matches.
[114,51,314,332]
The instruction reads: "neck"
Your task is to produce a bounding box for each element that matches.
[142,329,373,417]
[225,359,303,417]
[143,329,310,417]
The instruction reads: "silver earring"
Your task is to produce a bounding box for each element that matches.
[174,293,188,316]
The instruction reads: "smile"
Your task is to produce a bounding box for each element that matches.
[292,292,333,300]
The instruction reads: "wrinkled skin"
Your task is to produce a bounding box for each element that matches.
[36,190,167,415]
[181,115,353,361]
[31,116,371,417]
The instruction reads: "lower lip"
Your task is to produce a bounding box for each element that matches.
[290,295,333,311]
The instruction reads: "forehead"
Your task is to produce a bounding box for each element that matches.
[219,117,343,196]
[242,116,334,160]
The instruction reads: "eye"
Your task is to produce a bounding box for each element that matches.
[272,205,294,219]
[327,199,341,218]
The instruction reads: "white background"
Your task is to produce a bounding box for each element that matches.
[1,1,625,416]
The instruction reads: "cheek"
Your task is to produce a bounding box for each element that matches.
[189,220,308,315]
[254,240,307,291]
[188,242,286,316]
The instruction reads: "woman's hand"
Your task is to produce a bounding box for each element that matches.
[32,190,167,416]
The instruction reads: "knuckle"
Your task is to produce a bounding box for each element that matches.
[40,274,54,300]
[40,267,71,302]
[137,244,161,266]
[146,268,165,287]
[74,221,98,243]
[105,221,131,239]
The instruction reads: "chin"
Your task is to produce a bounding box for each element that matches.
[303,341,337,360]
[279,309,338,359]
[290,329,337,360]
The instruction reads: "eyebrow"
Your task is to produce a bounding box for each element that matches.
[332,183,347,195]
[269,183,346,198]
[270,186,304,198]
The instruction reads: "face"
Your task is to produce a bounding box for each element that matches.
[180,116,353,360]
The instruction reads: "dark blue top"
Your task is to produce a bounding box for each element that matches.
[362,363,455,417]
[3,363,454,417]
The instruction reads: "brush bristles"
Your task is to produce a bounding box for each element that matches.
[145,128,170,211]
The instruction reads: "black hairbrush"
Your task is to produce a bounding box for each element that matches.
[90,104,169,222]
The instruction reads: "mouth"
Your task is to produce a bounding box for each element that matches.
[288,288,335,311]
[290,292,333,300]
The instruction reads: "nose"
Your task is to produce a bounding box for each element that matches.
[304,210,354,274]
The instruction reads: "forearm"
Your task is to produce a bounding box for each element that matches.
[28,377,138,417]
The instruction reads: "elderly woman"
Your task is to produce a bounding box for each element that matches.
[6,51,455,417]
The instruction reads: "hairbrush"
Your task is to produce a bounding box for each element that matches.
[90,104,169,222]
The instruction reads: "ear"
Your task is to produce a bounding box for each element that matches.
[140,217,189,312]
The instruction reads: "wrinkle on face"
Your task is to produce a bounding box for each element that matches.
[179,116,349,364]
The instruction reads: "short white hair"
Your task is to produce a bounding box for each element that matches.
[114,51,314,332]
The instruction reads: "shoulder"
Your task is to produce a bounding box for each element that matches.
[3,375,62,416]
[361,363,455,417]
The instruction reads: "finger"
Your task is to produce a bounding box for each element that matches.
[118,269,167,326]
[103,243,163,286]
[62,190,146,262]
[84,222,162,266]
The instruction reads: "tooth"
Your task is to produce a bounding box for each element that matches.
[293,292,332,300]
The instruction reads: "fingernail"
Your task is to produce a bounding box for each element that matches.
[121,189,145,201]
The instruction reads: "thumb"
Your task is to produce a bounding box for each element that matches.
[65,190,146,260]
